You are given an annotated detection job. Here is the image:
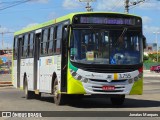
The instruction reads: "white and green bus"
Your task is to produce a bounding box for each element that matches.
[13,12,146,105]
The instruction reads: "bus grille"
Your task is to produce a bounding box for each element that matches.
[81,67,135,73]
[90,79,127,83]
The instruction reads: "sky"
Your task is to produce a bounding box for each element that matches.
[0,0,160,49]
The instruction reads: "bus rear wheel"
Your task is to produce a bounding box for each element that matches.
[53,78,66,105]
[24,78,35,99]
[110,95,125,105]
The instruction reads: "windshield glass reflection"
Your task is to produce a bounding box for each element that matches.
[70,28,142,65]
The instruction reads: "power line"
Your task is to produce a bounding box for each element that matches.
[130,0,150,10]
[0,0,32,11]
[124,0,147,13]
[110,0,122,12]
[0,32,14,34]
[0,1,24,5]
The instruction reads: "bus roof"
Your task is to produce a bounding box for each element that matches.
[14,12,141,36]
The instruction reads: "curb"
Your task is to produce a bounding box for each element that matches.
[0,81,12,87]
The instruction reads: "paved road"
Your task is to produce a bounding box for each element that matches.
[0,71,159,119]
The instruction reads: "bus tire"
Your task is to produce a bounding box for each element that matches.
[24,77,35,99]
[70,94,84,102]
[53,78,66,105]
[110,95,125,105]
[35,93,41,99]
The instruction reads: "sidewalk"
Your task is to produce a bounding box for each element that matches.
[0,74,12,87]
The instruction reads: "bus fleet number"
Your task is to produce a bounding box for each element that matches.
[119,73,131,79]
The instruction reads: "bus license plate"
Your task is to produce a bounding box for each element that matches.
[102,86,115,90]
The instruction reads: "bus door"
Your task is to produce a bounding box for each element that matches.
[17,36,23,88]
[61,25,69,92]
[34,29,41,90]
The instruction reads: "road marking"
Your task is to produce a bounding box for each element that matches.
[144,74,160,77]
[144,80,160,84]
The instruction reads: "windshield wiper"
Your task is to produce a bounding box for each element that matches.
[115,27,128,46]
[119,27,128,38]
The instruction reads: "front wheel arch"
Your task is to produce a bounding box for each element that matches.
[51,72,57,94]
[24,75,34,99]
[23,73,27,90]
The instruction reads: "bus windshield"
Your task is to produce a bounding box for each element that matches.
[70,28,142,65]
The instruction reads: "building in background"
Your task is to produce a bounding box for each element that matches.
[144,43,160,55]
[0,49,12,74]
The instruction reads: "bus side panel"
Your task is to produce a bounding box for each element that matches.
[20,59,25,90]
[20,58,34,90]
[27,58,34,91]
[39,55,61,93]
[13,60,17,88]
[39,57,51,92]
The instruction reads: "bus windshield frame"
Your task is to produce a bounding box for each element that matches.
[70,25,143,65]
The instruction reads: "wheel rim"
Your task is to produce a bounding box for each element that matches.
[53,80,60,101]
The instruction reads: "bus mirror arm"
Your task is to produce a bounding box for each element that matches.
[66,25,72,52]
[142,35,146,49]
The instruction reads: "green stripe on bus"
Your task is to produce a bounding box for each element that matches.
[14,12,140,36]
[69,62,78,72]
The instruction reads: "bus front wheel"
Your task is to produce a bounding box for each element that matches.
[110,95,125,105]
[24,78,35,99]
[53,78,66,105]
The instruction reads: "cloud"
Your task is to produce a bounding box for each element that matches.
[48,12,58,20]
[95,0,160,11]
[62,0,80,9]
[0,27,12,33]
[134,0,160,10]
[23,23,39,29]
[143,25,160,43]
[143,25,160,34]
[142,16,152,24]
[0,26,14,49]
[96,0,123,11]
[29,0,49,4]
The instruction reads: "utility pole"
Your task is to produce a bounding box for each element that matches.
[79,0,96,12]
[153,32,160,62]
[0,31,14,50]
[124,0,145,14]
[125,0,129,14]
[1,32,4,50]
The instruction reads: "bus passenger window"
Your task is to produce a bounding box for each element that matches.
[23,34,29,58]
[28,33,34,57]
[13,37,18,59]
[48,27,54,54]
[55,25,62,54]
[21,37,24,57]
[41,29,48,55]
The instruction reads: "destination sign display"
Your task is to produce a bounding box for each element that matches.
[78,16,136,25]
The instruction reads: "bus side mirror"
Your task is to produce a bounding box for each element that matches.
[142,35,146,49]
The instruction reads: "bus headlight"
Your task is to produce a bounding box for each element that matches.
[133,73,143,82]
[138,73,143,79]
[134,76,139,82]
[70,69,89,83]
[77,75,82,80]
[81,78,89,83]
[128,79,133,84]
[71,71,77,77]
